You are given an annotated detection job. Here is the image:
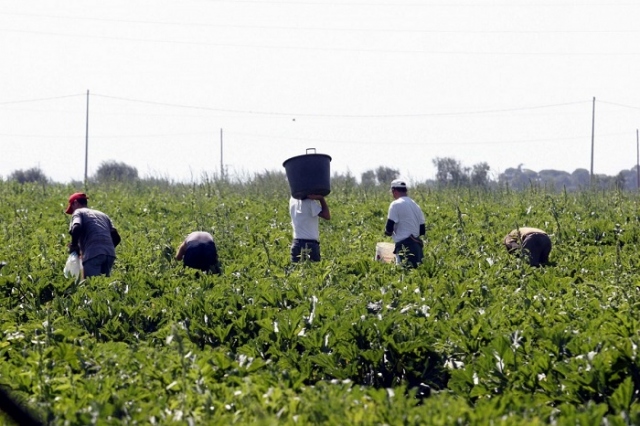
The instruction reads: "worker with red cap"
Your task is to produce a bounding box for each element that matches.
[65,192,121,278]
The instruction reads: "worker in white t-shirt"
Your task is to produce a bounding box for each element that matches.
[289,194,330,262]
[384,179,425,268]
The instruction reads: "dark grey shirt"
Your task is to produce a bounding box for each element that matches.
[70,208,117,261]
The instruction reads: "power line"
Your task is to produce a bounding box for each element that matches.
[92,94,591,118]
[98,0,640,6]
[1,129,632,148]
[231,130,629,146]
[0,93,634,119]
[2,12,638,34]
[598,100,640,110]
[0,94,84,106]
[2,27,639,56]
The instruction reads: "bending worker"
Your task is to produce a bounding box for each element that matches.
[503,227,552,267]
[176,231,221,274]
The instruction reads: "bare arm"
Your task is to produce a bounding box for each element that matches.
[175,241,187,260]
[308,195,330,220]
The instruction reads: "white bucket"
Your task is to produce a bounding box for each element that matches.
[375,242,397,264]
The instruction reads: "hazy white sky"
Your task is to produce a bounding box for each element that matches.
[2,0,639,184]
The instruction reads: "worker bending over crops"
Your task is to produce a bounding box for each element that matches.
[175,231,221,274]
[503,227,552,267]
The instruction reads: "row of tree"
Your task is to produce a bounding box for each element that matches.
[6,161,139,185]
[429,159,639,191]
[5,158,639,192]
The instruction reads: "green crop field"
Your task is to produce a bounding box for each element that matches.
[1,178,640,425]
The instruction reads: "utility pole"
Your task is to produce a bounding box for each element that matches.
[590,96,595,187]
[220,128,224,179]
[84,90,90,187]
[636,129,639,190]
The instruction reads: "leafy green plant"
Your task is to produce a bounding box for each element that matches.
[2,181,640,424]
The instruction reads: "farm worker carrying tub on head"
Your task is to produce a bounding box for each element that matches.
[503,227,552,267]
[384,179,426,268]
[65,192,121,278]
[289,195,330,263]
[175,231,221,274]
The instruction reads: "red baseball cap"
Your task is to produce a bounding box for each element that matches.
[65,192,88,214]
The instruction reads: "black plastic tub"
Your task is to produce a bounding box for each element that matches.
[283,148,332,199]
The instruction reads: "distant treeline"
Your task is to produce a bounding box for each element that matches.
[5,158,640,192]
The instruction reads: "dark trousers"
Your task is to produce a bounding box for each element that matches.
[184,241,220,273]
[395,238,424,268]
[291,239,320,263]
[83,254,116,277]
[522,233,552,266]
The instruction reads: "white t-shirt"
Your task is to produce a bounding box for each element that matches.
[290,197,322,240]
[387,196,425,243]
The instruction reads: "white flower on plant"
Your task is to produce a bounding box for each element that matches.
[308,295,318,325]
[6,332,24,341]
[444,358,464,370]
[494,352,504,373]
[511,330,523,350]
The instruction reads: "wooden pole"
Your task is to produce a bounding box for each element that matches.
[636,128,639,190]
[590,96,595,187]
[84,90,90,187]
[220,128,224,179]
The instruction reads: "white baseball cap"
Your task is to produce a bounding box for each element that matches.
[390,179,407,189]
